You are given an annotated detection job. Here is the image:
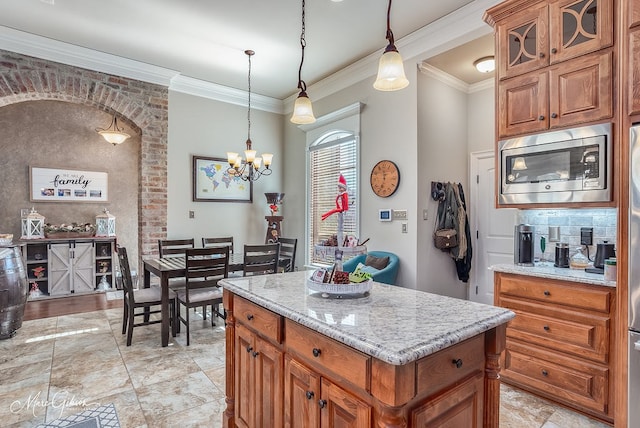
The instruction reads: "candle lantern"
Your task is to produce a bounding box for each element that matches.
[21,208,45,239]
[95,209,116,237]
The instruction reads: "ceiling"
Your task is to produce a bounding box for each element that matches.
[0,0,494,100]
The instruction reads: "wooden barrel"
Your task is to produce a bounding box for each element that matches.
[0,245,28,339]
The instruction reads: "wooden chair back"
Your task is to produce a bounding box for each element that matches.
[202,236,234,254]
[117,246,136,300]
[278,237,297,272]
[185,247,229,293]
[158,238,194,258]
[243,243,280,277]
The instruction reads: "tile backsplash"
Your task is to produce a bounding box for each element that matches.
[517,208,617,260]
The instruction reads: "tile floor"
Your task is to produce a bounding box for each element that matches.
[0,308,611,428]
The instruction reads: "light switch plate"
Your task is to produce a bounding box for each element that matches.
[401,223,408,233]
[393,210,407,220]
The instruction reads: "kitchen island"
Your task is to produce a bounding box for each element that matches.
[221,271,515,427]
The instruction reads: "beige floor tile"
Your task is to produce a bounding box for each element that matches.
[123,349,202,389]
[0,382,49,426]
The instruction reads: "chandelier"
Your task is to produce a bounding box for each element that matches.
[290,0,316,124]
[96,113,130,145]
[227,50,273,181]
[373,0,409,91]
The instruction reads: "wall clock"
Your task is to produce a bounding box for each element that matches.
[370,160,400,198]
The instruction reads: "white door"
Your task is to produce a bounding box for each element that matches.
[469,151,517,305]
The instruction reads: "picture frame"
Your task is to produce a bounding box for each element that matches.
[192,155,253,202]
[30,166,108,202]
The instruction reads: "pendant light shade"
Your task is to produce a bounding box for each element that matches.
[96,114,130,145]
[291,0,316,124]
[373,0,409,91]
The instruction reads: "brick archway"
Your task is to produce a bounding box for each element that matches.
[0,49,168,258]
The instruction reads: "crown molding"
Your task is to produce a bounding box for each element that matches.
[468,78,494,93]
[418,63,469,93]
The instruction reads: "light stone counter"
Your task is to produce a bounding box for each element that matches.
[220,271,514,366]
[490,262,616,288]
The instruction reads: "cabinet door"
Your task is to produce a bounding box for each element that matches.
[548,50,613,128]
[72,242,95,293]
[49,242,72,296]
[498,71,548,137]
[320,378,371,428]
[550,0,613,64]
[235,324,256,428]
[496,2,549,80]
[255,336,284,428]
[411,372,484,427]
[629,27,640,116]
[284,356,320,428]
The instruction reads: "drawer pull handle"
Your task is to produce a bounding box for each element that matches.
[252,351,259,358]
[539,52,545,58]
[247,314,254,321]
[306,391,314,400]
[312,348,322,358]
[452,358,463,369]
[542,369,549,376]
[246,346,253,353]
[551,113,558,118]
[318,399,327,409]
[551,48,557,54]
[538,115,545,121]
[543,290,550,296]
[543,325,550,331]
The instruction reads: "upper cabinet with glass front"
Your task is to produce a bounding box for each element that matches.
[489,0,613,80]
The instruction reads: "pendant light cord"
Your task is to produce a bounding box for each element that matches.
[385,0,395,49]
[297,0,307,92]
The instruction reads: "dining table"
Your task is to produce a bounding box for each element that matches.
[142,253,245,347]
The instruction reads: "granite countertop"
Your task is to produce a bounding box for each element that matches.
[220,271,514,366]
[490,262,616,288]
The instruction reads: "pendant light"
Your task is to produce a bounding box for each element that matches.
[290,0,316,124]
[227,50,273,181]
[96,113,130,145]
[373,0,409,91]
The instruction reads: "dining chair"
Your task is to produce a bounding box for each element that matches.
[202,236,234,254]
[158,238,195,258]
[176,246,228,346]
[243,243,281,276]
[277,237,297,272]
[117,246,176,346]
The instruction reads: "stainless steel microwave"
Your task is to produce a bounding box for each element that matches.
[498,123,611,205]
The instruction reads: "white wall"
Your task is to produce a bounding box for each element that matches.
[167,90,284,248]
[467,85,495,154]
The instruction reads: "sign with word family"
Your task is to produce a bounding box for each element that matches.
[30,166,108,202]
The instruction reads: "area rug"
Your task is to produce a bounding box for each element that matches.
[36,403,120,428]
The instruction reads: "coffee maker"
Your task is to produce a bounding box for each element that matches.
[514,224,535,266]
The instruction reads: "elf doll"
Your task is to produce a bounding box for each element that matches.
[321,174,349,221]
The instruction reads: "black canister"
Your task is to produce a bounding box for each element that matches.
[554,242,570,268]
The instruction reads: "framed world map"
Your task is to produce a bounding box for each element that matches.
[192,155,253,202]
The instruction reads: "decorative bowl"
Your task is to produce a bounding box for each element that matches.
[306,276,372,298]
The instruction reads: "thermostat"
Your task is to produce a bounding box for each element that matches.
[379,209,392,222]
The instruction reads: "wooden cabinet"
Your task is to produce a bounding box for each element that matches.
[224,291,506,428]
[495,272,614,423]
[626,0,640,116]
[486,0,614,138]
[22,238,116,298]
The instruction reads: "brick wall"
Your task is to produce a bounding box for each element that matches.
[0,49,168,258]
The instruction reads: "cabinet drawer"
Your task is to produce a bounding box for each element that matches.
[284,319,371,391]
[503,297,610,363]
[234,296,283,344]
[503,340,609,415]
[416,334,485,398]
[497,274,611,313]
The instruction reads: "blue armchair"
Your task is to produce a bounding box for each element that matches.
[342,251,399,285]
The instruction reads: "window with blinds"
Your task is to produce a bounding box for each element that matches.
[308,131,358,265]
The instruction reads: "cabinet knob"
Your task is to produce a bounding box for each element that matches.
[306,391,314,400]
[551,48,557,54]
[246,314,254,321]
[252,351,259,358]
[551,113,558,118]
[318,399,327,409]
[542,369,549,376]
[312,348,321,358]
[246,346,253,353]
[538,115,545,121]
[452,358,463,369]
[539,52,545,58]
[543,325,550,331]
[544,290,551,296]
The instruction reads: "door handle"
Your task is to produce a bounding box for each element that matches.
[635,340,640,351]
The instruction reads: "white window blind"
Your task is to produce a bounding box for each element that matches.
[308,132,358,265]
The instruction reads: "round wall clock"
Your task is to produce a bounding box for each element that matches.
[370,160,400,198]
